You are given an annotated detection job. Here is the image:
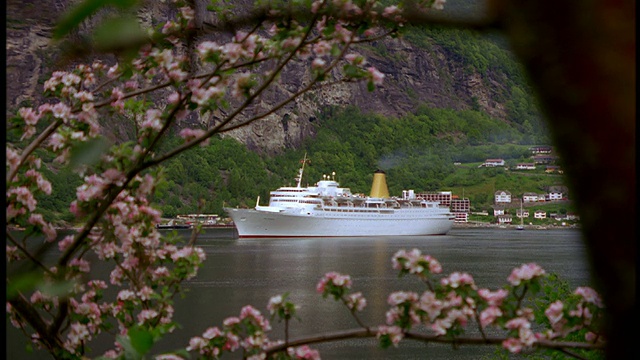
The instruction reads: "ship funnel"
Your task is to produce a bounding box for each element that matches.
[370,170,390,198]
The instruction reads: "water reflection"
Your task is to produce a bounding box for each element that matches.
[7,228,591,359]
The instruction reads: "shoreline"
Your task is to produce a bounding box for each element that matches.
[452,222,580,230]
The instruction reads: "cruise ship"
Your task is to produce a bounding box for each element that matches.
[224,156,455,238]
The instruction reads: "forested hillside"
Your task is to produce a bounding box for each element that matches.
[10,0,567,225]
[34,101,568,225]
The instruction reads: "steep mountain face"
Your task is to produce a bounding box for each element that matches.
[7,0,510,156]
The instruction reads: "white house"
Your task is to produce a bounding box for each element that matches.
[484,159,505,167]
[548,191,563,200]
[516,209,530,218]
[566,212,580,221]
[494,190,512,204]
[516,163,536,170]
[534,210,547,219]
[529,146,553,154]
[496,214,512,224]
[493,207,505,216]
[523,192,539,202]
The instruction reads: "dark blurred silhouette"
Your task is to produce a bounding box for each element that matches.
[490,1,635,358]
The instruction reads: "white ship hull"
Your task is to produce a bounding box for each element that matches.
[224,155,456,238]
[225,207,454,238]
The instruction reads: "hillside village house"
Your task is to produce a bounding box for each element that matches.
[493,207,506,216]
[537,193,547,202]
[516,209,530,218]
[494,190,512,204]
[534,210,547,219]
[566,212,580,221]
[481,159,505,167]
[497,214,513,224]
[533,155,557,164]
[548,190,563,200]
[545,165,563,174]
[529,146,553,154]
[523,192,539,202]
[516,163,536,170]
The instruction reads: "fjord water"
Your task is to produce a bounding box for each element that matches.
[7,228,593,359]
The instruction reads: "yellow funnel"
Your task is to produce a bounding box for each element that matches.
[370,170,390,198]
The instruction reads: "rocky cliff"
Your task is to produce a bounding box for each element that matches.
[7,0,511,156]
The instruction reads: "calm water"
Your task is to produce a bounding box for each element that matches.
[7,228,594,359]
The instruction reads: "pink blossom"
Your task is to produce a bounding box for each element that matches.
[574,286,603,307]
[311,58,326,70]
[58,235,75,252]
[179,6,195,21]
[186,336,208,353]
[479,306,503,327]
[6,245,20,261]
[505,317,531,330]
[155,354,185,360]
[19,107,40,126]
[48,133,66,151]
[44,75,61,92]
[502,337,523,353]
[102,168,126,186]
[313,41,332,58]
[70,258,91,273]
[73,91,94,102]
[52,103,71,120]
[137,309,159,324]
[239,305,271,331]
[316,271,352,293]
[267,295,283,315]
[137,286,154,301]
[345,53,365,65]
[168,92,181,104]
[382,5,400,18]
[141,109,164,131]
[6,147,20,174]
[202,326,223,340]
[311,0,323,14]
[152,267,171,280]
[367,67,385,85]
[478,288,508,306]
[61,72,81,86]
[433,0,447,11]
[223,316,240,328]
[376,325,404,347]
[287,345,320,360]
[346,292,367,311]
[65,323,91,351]
[517,307,535,321]
[507,263,546,286]
[179,128,207,145]
[418,291,443,321]
[387,291,418,306]
[440,271,476,288]
[117,290,136,302]
[431,317,453,335]
[221,42,244,64]
[8,186,37,211]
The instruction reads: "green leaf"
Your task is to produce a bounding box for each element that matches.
[53,0,139,40]
[92,15,148,52]
[69,137,111,169]
[37,279,77,298]
[116,334,141,360]
[6,272,43,299]
[128,327,155,355]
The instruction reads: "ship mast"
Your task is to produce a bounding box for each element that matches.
[295,152,309,188]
